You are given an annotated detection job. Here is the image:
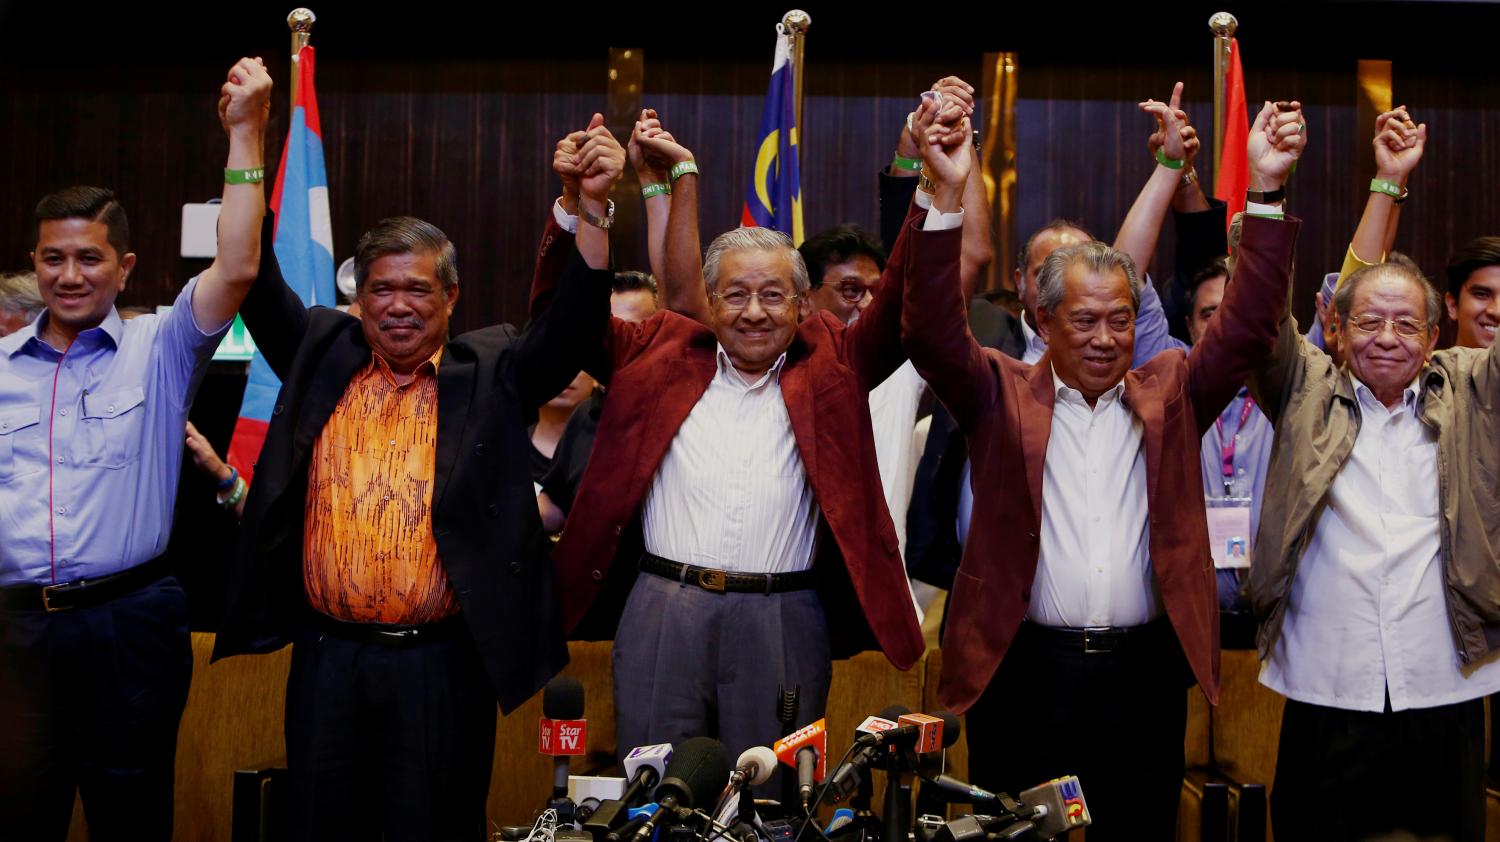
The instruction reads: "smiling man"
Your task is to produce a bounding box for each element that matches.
[904,101,1303,839]
[1445,236,1500,350]
[213,117,621,840]
[0,58,272,841]
[1249,254,1500,840]
[547,97,968,781]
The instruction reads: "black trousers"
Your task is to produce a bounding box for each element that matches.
[285,624,498,842]
[1270,696,1486,842]
[964,618,1192,842]
[0,577,192,842]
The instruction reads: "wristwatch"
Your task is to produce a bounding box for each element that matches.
[580,199,616,230]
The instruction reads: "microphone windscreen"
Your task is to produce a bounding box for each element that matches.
[737,746,778,786]
[936,712,961,748]
[877,704,911,721]
[543,675,586,720]
[656,736,731,808]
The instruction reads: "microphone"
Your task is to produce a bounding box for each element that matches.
[730,746,778,790]
[540,676,588,800]
[1017,775,1091,837]
[914,712,966,818]
[772,718,827,811]
[857,712,946,752]
[630,737,731,842]
[583,743,673,839]
[828,705,910,804]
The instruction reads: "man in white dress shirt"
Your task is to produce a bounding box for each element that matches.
[1249,256,1500,841]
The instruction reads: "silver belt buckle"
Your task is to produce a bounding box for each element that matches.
[1081,627,1112,654]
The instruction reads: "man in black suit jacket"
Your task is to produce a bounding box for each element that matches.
[212,120,622,840]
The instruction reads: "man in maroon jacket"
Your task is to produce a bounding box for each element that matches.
[902,101,1304,838]
[546,100,973,771]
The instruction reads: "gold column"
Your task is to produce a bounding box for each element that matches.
[1355,59,1394,184]
[607,47,645,271]
[980,52,1018,293]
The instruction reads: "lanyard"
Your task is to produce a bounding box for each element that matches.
[1215,396,1256,493]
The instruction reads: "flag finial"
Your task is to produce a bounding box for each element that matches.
[781,9,811,36]
[1208,11,1238,38]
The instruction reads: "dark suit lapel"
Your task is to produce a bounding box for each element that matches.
[433,346,476,511]
[293,325,369,462]
[1124,369,1165,502]
[1021,354,1057,528]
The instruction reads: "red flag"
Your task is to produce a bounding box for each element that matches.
[1215,38,1248,234]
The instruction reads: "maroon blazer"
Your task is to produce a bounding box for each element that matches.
[903,215,1300,712]
[549,204,948,670]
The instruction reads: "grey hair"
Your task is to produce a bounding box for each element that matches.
[354,216,459,291]
[1334,261,1443,331]
[1035,242,1142,314]
[0,272,44,322]
[702,227,810,295]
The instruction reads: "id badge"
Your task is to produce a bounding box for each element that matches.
[1206,495,1253,569]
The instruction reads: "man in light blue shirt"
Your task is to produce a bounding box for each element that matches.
[0,57,272,842]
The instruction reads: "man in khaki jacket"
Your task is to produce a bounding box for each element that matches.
[1248,249,1500,840]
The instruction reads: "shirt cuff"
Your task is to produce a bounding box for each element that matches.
[922,205,964,231]
[552,199,579,235]
[913,189,933,210]
[1244,200,1286,219]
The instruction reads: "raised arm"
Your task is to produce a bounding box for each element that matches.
[1114,83,1194,280]
[634,121,711,324]
[1341,107,1426,282]
[1188,100,1304,431]
[513,116,622,409]
[193,57,273,331]
[900,101,994,434]
[630,108,673,282]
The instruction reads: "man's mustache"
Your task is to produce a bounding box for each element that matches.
[379,317,424,331]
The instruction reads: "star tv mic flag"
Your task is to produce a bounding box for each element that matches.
[740,22,804,246]
[227,44,336,482]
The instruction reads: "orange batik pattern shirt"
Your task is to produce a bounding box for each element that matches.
[303,348,460,624]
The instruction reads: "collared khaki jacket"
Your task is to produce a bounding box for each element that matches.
[1247,314,1500,668]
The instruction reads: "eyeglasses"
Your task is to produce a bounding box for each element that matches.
[830,282,874,304]
[1350,314,1427,339]
[712,289,800,312]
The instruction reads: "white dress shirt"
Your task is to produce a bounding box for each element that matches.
[1027,368,1160,627]
[1260,379,1500,712]
[641,349,818,573]
[868,361,926,557]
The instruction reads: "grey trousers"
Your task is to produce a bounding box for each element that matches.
[612,569,832,795]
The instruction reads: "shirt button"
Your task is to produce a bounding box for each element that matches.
[56,506,65,514]
[591,569,603,581]
[58,409,67,416]
[1237,468,1246,476]
[106,405,114,413]
[56,456,64,464]
[613,525,623,536]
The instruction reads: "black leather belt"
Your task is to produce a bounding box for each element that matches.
[305,610,466,648]
[0,555,171,613]
[640,553,817,595]
[1025,616,1171,655]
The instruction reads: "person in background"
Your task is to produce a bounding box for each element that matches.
[0,272,44,337]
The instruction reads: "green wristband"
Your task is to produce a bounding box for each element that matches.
[1370,178,1407,201]
[641,182,671,200]
[668,160,699,183]
[891,154,924,173]
[224,167,265,185]
[1154,148,1185,170]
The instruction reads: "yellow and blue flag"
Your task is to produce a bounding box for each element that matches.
[741,26,803,245]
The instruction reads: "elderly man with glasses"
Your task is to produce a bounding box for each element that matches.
[1248,215,1500,837]
[545,97,975,779]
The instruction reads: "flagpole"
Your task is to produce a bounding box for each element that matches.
[781,10,810,142]
[1209,12,1237,177]
[288,7,316,117]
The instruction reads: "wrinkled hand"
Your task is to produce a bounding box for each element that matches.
[1140,82,1193,165]
[218,57,272,135]
[554,132,584,204]
[1373,106,1426,183]
[898,75,975,160]
[575,113,626,202]
[1247,100,1306,191]
[184,422,231,482]
[920,98,972,189]
[632,108,689,177]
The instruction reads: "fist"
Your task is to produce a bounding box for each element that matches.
[219,57,272,134]
[575,113,626,200]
